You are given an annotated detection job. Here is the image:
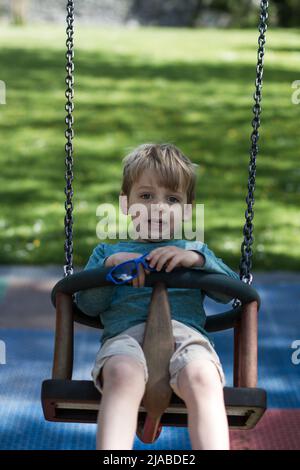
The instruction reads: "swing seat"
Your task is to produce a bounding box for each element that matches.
[42,379,266,428]
[41,267,267,443]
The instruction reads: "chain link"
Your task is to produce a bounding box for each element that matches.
[64,0,75,277]
[233,0,268,308]
[238,0,268,286]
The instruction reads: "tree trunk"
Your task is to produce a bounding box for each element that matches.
[11,0,30,25]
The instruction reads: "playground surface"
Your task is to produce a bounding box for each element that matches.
[0,266,299,450]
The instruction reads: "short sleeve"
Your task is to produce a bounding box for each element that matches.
[84,243,109,270]
[75,243,115,316]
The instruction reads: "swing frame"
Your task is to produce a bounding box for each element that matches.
[41,0,269,445]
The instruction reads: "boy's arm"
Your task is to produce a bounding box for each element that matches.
[75,244,116,317]
[188,242,240,304]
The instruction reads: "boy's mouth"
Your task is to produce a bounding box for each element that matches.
[145,219,172,240]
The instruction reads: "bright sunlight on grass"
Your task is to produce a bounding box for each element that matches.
[0,25,299,269]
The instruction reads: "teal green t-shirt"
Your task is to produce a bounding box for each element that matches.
[75,239,239,345]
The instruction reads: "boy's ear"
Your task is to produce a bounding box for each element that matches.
[183,201,194,221]
[119,192,128,215]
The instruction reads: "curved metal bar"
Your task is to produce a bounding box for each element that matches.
[205,305,243,332]
[51,267,260,333]
[51,267,261,308]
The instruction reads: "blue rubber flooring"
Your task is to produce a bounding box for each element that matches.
[0,279,299,449]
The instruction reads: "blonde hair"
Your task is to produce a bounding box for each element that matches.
[121,143,198,204]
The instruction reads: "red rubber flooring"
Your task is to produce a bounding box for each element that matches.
[230,410,300,450]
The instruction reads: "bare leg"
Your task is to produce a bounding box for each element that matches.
[177,359,230,450]
[96,355,146,450]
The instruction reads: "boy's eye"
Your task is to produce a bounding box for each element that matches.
[168,196,180,204]
[140,193,152,200]
[139,194,180,203]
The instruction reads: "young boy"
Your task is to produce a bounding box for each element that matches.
[75,143,239,450]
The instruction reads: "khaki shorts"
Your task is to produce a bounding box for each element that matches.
[91,319,226,400]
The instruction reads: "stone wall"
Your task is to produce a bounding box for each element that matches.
[0,0,263,27]
[1,0,132,25]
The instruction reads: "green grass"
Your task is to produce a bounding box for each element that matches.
[0,25,299,270]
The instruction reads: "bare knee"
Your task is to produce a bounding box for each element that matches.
[102,355,145,391]
[177,360,223,401]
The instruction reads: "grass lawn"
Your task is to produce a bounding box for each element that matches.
[0,25,299,270]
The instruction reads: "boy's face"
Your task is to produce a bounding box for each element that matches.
[121,168,191,242]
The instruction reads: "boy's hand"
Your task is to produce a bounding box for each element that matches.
[131,262,150,289]
[105,252,143,268]
[146,246,205,273]
[105,252,150,289]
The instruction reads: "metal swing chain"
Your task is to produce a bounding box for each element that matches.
[233,0,268,308]
[64,0,75,277]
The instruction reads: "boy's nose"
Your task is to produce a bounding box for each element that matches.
[150,203,168,218]
[157,201,168,211]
